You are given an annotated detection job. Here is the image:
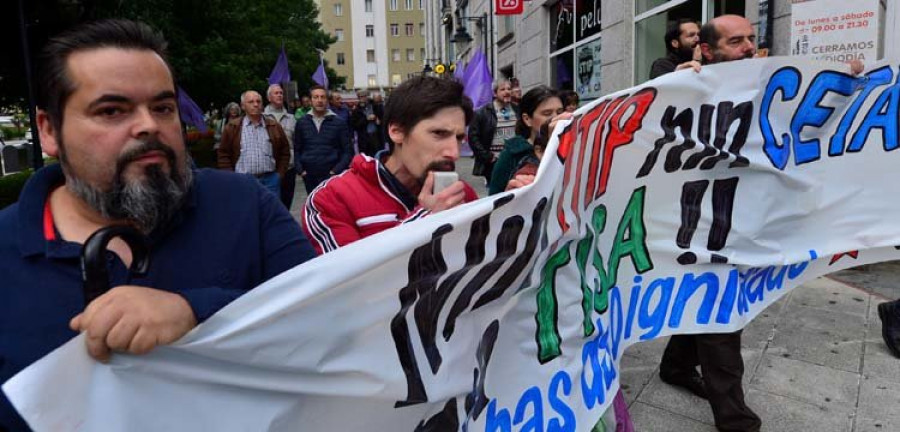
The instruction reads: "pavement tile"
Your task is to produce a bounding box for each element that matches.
[861,341,900,384]
[746,389,853,432]
[618,353,658,406]
[854,376,900,431]
[855,417,900,432]
[742,308,779,350]
[628,401,717,432]
[751,354,859,409]
[791,278,870,318]
[742,348,764,388]
[866,300,890,344]
[622,335,669,362]
[636,373,716,425]
[829,262,900,301]
[767,304,865,373]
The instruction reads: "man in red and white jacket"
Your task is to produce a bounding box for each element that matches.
[302,76,479,254]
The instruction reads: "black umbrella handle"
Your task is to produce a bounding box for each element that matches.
[81,225,151,307]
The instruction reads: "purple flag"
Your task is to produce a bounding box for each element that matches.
[461,50,493,110]
[454,60,466,81]
[177,86,208,133]
[268,45,291,85]
[312,59,329,89]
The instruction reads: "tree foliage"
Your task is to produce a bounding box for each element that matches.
[3,0,342,113]
[88,0,343,110]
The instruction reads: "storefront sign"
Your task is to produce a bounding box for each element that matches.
[496,0,523,15]
[576,0,602,40]
[576,37,602,100]
[791,0,879,62]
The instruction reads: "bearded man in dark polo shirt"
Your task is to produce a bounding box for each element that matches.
[0,19,315,431]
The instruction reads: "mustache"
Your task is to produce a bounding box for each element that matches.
[116,140,177,173]
[426,160,456,172]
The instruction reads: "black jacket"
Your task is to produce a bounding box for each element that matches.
[649,51,692,80]
[468,102,519,177]
[294,113,352,175]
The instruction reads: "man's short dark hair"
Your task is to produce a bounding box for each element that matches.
[309,84,327,97]
[384,76,474,148]
[699,20,721,48]
[38,19,171,133]
[665,18,697,53]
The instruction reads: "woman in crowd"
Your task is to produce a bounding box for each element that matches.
[560,89,580,113]
[214,102,241,149]
[488,86,563,195]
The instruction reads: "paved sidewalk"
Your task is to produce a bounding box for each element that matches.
[621,276,900,431]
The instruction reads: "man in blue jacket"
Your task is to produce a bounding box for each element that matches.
[294,85,352,194]
[0,19,316,430]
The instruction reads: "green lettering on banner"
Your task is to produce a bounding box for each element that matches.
[578,206,608,337]
[588,206,609,316]
[606,187,654,283]
[536,187,654,364]
[536,244,572,363]
[591,188,654,318]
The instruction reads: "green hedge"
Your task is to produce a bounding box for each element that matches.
[0,127,26,140]
[188,136,217,168]
[0,170,33,209]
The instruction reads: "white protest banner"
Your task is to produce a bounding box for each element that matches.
[791,0,880,62]
[5,55,900,431]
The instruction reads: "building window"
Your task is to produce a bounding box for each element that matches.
[406,0,413,10]
[367,49,376,62]
[419,0,425,10]
[632,0,744,84]
[336,53,345,65]
[392,49,401,62]
[392,74,402,86]
[420,48,426,61]
[405,23,414,36]
[365,0,373,12]
[334,29,344,42]
[366,25,374,37]
[420,23,425,36]
[334,3,343,16]
[368,75,377,88]
[390,24,399,36]
[406,48,415,61]
[389,0,398,11]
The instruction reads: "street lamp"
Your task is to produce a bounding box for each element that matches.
[451,14,489,65]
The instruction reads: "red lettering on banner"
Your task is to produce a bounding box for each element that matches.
[584,97,626,203]
[554,88,659,233]
[594,88,658,200]
[496,0,524,15]
[555,122,577,233]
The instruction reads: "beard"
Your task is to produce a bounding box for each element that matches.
[677,43,695,60]
[61,139,193,235]
[712,49,754,63]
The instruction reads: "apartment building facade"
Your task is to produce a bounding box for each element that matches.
[430,0,898,106]
[316,0,428,90]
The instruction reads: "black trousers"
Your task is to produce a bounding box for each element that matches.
[660,331,761,432]
[301,171,331,194]
[279,166,297,210]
